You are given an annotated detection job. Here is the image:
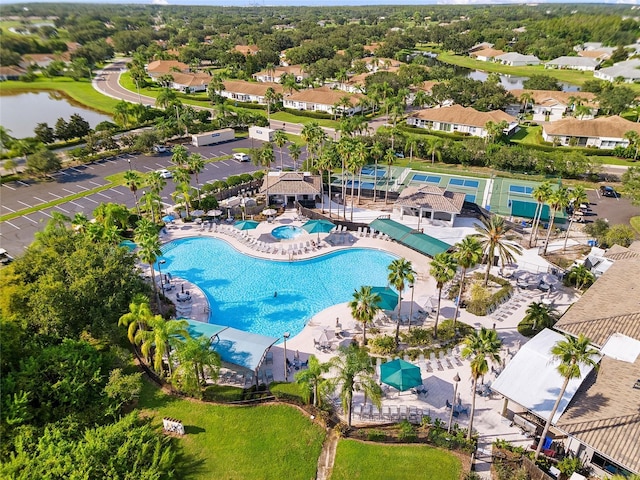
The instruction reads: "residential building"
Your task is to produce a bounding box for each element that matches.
[20,52,70,69]
[541,115,640,149]
[394,185,465,226]
[510,89,598,121]
[363,57,402,72]
[283,86,365,116]
[594,59,640,83]
[468,42,494,53]
[146,60,189,79]
[0,66,26,81]
[494,52,540,67]
[170,72,212,92]
[253,65,308,83]
[260,171,321,207]
[544,56,600,71]
[470,48,505,62]
[577,49,614,62]
[233,45,260,56]
[220,80,284,104]
[407,105,518,138]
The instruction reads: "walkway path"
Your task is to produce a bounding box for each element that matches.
[316,429,339,480]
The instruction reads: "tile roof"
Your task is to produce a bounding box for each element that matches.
[510,89,598,109]
[147,60,189,73]
[170,72,212,87]
[259,172,321,195]
[409,105,516,128]
[222,80,284,97]
[543,116,640,139]
[545,56,600,68]
[396,185,465,214]
[604,244,640,261]
[555,256,640,347]
[495,52,540,63]
[556,355,640,474]
[254,65,306,78]
[0,66,26,76]
[285,86,364,106]
[470,48,505,58]
[234,45,260,55]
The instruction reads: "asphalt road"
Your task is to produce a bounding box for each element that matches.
[0,138,307,257]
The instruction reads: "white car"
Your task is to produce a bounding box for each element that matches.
[153,145,167,153]
[157,169,172,179]
[233,153,250,162]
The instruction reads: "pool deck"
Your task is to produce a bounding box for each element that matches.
[155,208,582,478]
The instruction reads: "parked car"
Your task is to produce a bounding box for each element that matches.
[153,145,167,153]
[156,169,172,179]
[0,248,13,266]
[233,153,250,162]
[600,186,617,198]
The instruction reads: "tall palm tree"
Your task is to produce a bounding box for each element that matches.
[134,221,161,298]
[429,252,457,338]
[452,237,483,330]
[186,153,205,202]
[124,170,142,215]
[529,181,553,247]
[317,145,337,215]
[387,258,415,345]
[135,316,191,377]
[543,188,569,255]
[349,286,381,346]
[155,87,177,110]
[370,141,385,203]
[288,143,301,171]
[461,327,502,440]
[118,293,153,346]
[473,215,522,287]
[383,148,395,204]
[563,186,588,251]
[427,138,444,165]
[519,92,533,113]
[329,344,382,427]
[272,129,288,170]
[535,334,599,459]
[295,355,330,407]
[171,145,189,168]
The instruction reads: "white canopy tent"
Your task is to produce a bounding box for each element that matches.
[491,329,599,424]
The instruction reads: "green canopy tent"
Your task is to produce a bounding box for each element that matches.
[370,286,399,311]
[234,220,260,231]
[380,358,423,392]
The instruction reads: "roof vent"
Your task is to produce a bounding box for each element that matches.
[634,379,640,390]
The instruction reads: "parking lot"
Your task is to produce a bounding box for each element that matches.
[586,187,639,227]
[0,138,306,256]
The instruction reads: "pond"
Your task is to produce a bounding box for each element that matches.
[0,91,112,139]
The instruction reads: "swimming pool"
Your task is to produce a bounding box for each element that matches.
[271,225,305,240]
[158,237,397,339]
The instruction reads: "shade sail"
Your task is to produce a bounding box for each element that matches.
[234,220,260,231]
[369,218,450,258]
[370,286,399,311]
[380,359,423,391]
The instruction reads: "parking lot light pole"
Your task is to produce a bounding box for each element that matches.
[283,332,290,381]
[448,373,461,433]
[157,259,166,316]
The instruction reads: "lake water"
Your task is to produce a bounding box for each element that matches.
[0,91,112,139]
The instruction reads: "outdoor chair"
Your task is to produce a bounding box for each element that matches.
[399,405,408,420]
[354,404,363,419]
[381,405,391,420]
[389,406,399,421]
[446,399,452,409]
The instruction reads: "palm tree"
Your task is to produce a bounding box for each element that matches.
[370,141,385,203]
[174,336,221,396]
[288,143,302,171]
[412,90,430,109]
[530,181,554,248]
[387,258,415,345]
[171,145,189,168]
[383,148,395,204]
[430,252,457,338]
[134,221,161,298]
[624,130,640,161]
[329,344,382,427]
[155,87,177,110]
[118,293,153,346]
[353,140,368,211]
[473,215,522,287]
[272,129,288,170]
[565,264,595,291]
[295,355,330,407]
[124,170,142,215]
[534,334,599,459]
[316,145,337,215]
[461,327,502,440]
[135,315,191,377]
[427,138,444,165]
[114,100,132,127]
[405,136,419,163]
[264,87,280,121]
[523,302,556,334]
[349,286,381,346]
[519,92,533,112]
[543,188,569,255]
[186,153,205,202]
[452,237,483,330]
[563,186,588,251]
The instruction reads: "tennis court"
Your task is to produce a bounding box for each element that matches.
[360,167,387,178]
[411,173,442,184]
[489,177,565,222]
[408,172,486,205]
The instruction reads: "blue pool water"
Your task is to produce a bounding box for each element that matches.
[158,238,396,339]
[271,225,304,240]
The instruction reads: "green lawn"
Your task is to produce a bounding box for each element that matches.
[631,216,640,235]
[0,77,120,114]
[510,125,543,145]
[137,381,326,480]
[271,111,339,129]
[330,439,462,480]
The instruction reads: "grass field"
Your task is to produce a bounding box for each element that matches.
[137,381,325,480]
[631,216,640,235]
[270,111,339,129]
[330,439,462,480]
[0,77,120,114]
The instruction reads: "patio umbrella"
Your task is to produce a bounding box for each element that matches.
[234,220,260,231]
[207,209,222,217]
[162,215,175,223]
[302,219,335,241]
[263,208,278,216]
[118,240,137,251]
[191,210,205,217]
[380,359,423,392]
[370,286,399,311]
